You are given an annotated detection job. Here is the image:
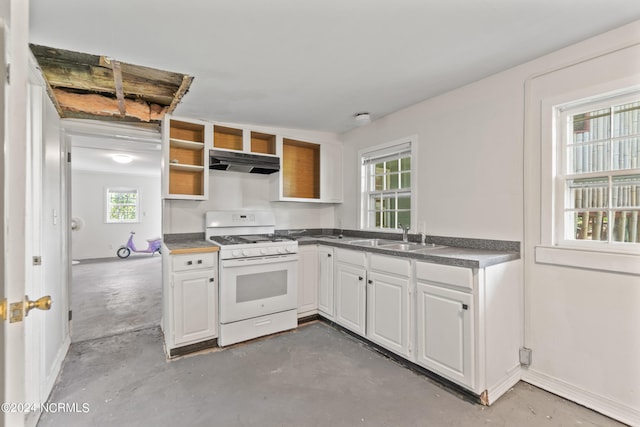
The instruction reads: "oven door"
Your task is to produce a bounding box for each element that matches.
[219,254,298,323]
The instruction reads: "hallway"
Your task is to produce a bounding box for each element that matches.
[71,255,161,342]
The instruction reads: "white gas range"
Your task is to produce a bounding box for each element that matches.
[205,211,298,346]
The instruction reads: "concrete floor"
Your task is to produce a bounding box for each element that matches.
[39,322,623,427]
[71,255,161,342]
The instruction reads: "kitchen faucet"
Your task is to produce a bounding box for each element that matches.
[399,224,410,242]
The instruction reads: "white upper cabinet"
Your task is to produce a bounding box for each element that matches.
[270,137,343,203]
[162,115,211,200]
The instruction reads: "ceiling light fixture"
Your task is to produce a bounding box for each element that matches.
[112,154,132,164]
[354,112,371,125]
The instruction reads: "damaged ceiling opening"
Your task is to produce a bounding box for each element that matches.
[30,44,193,125]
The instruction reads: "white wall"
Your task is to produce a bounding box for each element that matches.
[71,171,161,259]
[340,20,640,425]
[339,66,524,241]
[164,170,336,233]
[522,25,640,426]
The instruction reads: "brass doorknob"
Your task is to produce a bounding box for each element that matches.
[25,295,52,316]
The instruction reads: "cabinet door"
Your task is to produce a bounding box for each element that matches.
[317,246,334,318]
[334,262,366,335]
[173,270,217,346]
[320,142,343,202]
[297,245,319,317]
[416,282,474,388]
[367,271,410,358]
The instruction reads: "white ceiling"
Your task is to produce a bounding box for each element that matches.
[71,134,161,176]
[29,1,640,135]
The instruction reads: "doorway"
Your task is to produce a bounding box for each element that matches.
[65,123,162,342]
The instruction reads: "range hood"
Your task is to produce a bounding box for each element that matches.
[209,149,280,174]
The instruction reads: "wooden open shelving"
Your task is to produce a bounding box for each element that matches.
[167,119,206,198]
[282,138,320,199]
[251,131,276,155]
[213,125,243,151]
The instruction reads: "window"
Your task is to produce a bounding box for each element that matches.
[106,188,139,223]
[360,138,415,231]
[556,93,640,247]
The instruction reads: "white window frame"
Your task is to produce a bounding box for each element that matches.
[554,91,640,251]
[536,83,640,275]
[358,136,417,232]
[105,187,140,224]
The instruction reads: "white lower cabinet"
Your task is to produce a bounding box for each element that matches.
[367,271,411,358]
[334,249,366,335]
[366,253,412,359]
[173,269,218,346]
[297,245,319,318]
[317,246,335,319]
[416,282,474,388]
[310,245,521,404]
[163,249,218,352]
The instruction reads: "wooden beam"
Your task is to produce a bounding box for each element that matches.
[105,57,126,116]
[166,75,194,115]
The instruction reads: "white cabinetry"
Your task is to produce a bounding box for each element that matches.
[317,246,335,319]
[334,248,366,335]
[270,138,343,203]
[162,248,218,353]
[297,245,319,318]
[320,142,343,202]
[162,115,211,200]
[416,282,474,388]
[415,262,474,389]
[366,254,412,359]
[414,260,524,404]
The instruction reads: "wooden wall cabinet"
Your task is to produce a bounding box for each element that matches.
[271,137,343,203]
[162,115,211,200]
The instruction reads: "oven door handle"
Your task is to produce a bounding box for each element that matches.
[221,254,298,267]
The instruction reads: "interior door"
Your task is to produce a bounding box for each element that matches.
[0,18,6,427]
[25,76,69,422]
[3,3,30,426]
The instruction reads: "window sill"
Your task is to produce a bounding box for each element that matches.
[535,245,640,275]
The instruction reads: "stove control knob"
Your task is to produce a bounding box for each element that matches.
[232,250,241,257]
[242,250,250,257]
[286,246,293,253]
[261,248,267,255]
[278,247,286,254]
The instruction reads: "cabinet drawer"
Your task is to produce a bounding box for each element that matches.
[171,252,216,272]
[369,254,410,277]
[416,262,473,290]
[335,248,366,266]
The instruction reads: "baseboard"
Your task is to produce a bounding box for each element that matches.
[44,335,71,397]
[486,364,521,405]
[26,335,72,427]
[522,368,640,426]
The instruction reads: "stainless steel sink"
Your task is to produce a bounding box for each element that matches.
[412,244,448,253]
[348,238,398,247]
[379,242,425,251]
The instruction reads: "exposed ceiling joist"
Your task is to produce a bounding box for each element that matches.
[30,44,193,124]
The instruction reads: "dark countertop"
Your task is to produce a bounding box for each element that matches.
[294,236,519,268]
[163,231,520,268]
